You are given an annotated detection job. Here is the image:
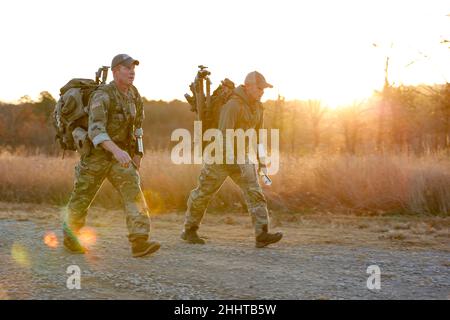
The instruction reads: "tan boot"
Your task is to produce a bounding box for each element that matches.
[63,222,86,254]
[181,226,206,244]
[131,239,161,258]
[255,225,283,248]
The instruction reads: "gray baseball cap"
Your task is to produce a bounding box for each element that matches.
[111,54,140,69]
[244,71,273,88]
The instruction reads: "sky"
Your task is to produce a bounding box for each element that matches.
[0,0,449,107]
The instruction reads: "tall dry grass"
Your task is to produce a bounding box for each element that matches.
[0,150,449,215]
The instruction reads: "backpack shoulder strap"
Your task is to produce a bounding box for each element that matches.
[92,83,116,111]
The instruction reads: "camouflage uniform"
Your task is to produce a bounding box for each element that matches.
[66,80,150,242]
[184,85,270,236]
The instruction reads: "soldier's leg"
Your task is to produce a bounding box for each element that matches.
[231,163,282,247]
[108,163,160,257]
[229,163,269,236]
[64,152,110,252]
[107,162,150,242]
[184,163,229,231]
[66,153,110,233]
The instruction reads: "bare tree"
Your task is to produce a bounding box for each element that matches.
[305,100,327,152]
[337,102,366,154]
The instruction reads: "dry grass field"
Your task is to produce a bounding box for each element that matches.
[0,150,449,216]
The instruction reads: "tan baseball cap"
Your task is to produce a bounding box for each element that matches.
[244,71,273,89]
[111,54,140,69]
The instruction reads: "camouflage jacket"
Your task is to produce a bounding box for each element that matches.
[88,81,144,154]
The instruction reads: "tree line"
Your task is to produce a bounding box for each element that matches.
[0,82,449,156]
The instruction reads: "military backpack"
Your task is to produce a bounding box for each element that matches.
[52,66,141,157]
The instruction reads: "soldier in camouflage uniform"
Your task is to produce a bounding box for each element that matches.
[64,54,161,258]
[182,71,283,248]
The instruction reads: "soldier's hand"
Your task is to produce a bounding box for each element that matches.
[113,149,132,167]
[132,155,142,170]
[258,163,268,176]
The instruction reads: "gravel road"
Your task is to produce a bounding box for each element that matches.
[0,205,449,300]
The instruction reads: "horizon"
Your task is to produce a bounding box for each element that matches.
[0,81,447,108]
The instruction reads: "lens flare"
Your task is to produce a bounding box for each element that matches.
[78,227,97,247]
[11,243,31,268]
[43,231,59,248]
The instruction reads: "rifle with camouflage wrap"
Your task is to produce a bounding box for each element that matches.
[95,66,109,85]
[185,65,212,132]
[185,66,236,139]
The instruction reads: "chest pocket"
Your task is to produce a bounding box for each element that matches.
[106,102,127,136]
[240,107,260,129]
[109,104,125,125]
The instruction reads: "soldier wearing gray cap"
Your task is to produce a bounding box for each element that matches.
[64,54,161,258]
[182,71,283,248]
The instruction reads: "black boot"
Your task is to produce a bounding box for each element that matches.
[63,223,86,254]
[255,225,283,248]
[131,238,161,258]
[181,226,206,244]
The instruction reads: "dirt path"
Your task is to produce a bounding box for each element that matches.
[0,203,449,299]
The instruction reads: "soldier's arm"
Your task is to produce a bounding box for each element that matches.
[255,106,270,184]
[88,91,112,148]
[134,88,145,131]
[133,88,145,157]
[256,105,265,160]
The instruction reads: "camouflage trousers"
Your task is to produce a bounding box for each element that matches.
[185,163,269,236]
[66,148,150,242]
